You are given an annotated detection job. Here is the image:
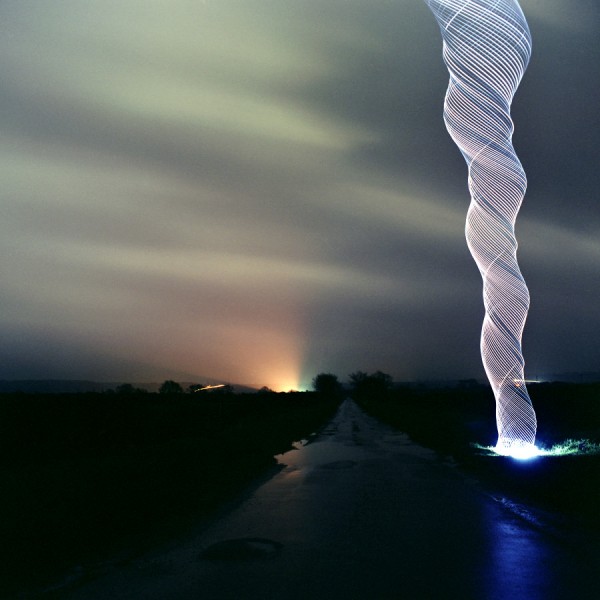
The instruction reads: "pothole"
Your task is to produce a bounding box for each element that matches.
[200,538,282,561]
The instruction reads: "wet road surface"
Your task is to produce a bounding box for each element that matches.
[67,400,598,599]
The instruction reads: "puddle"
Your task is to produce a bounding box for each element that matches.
[276,439,366,470]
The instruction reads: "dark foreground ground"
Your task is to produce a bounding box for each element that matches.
[0,392,340,597]
[357,382,600,528]
[63,398,600,599]
[2,382,598,598]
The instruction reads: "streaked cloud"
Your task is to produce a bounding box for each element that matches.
[1,1,598,388]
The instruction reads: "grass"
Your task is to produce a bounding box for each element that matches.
[0,391,340,597]
[473,438,600,457]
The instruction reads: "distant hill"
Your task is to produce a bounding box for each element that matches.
[0,380,114,394]
[541,372,600,384]
[0,380,258,394]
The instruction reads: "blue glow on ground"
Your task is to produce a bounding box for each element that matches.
[473,439,600,460]
[494,442,541,460]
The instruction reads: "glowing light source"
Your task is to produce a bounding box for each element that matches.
[494,441,540,460]
[475,439,600,460]
[424,0,537,448]
[194,384,226,392]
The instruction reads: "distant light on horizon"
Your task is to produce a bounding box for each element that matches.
[270,379,301,393]
[195,384,226,392]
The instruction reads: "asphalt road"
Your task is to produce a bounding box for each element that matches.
[66,400,598,599]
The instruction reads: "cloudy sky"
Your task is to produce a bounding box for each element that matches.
[1,0,598,390]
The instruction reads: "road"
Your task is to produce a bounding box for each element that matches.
[67,400,598,599]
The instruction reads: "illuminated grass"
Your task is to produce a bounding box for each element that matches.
[541,439,600,456]
[473,439,600,460]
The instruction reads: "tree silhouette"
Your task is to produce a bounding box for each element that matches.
[115,383,147,395]
[312,373,344,399]
[115,383,136,395]
[348,371,393,400]
[257,386,275,395]
[158,380,184,394]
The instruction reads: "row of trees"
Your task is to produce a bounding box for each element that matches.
[312,371,394,400]
[113,372,395,399]
[114,381,234,395]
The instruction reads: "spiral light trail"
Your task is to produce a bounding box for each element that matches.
[424,0,537,455]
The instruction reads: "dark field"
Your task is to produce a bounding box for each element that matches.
[357,382,600,528]
[0,392,340,597]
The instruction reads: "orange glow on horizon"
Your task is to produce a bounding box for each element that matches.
[203,318,304,393]
[269,379,301,393]
[132,305,306,393]
[241,340,303,393]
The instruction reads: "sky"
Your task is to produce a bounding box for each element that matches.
[1,0,599,391]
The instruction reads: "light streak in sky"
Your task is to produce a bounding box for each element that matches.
[195,384,226,392]
[424,0,538,456]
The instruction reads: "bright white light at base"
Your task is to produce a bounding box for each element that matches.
[475,439,600,459]
[494,442,541,460]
